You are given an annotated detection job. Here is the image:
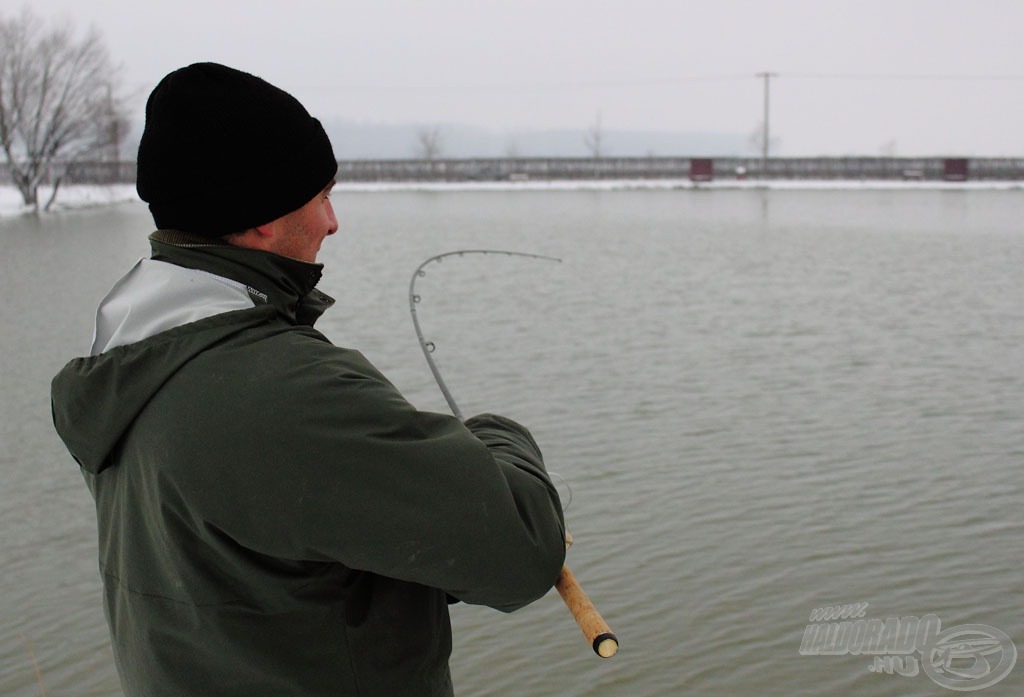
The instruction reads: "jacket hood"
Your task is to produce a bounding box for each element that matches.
[52,309,275,474]
[51,231,335,474]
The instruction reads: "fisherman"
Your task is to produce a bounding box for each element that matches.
[50,62,566,697]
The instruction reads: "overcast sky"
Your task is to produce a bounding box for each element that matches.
[15,0,1024,156]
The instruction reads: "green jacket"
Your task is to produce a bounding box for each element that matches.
[51,231,566,696]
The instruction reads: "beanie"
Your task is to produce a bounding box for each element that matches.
[136,62,338,237]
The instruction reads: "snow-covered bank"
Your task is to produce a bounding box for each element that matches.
[3,178,1022,219]
[0,184,138,219]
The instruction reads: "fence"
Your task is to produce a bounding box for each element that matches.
[0,160,136,185]
[2,157,1023,185]
[335,157,1024,182]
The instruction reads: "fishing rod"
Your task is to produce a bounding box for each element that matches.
[409,250,560,420]
[409,249,619,659]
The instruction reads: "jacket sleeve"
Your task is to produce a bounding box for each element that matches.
[184,335,566,612]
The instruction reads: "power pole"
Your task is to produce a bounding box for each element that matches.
[756,72,777,177]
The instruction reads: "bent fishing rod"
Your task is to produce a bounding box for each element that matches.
[409,250,619,659]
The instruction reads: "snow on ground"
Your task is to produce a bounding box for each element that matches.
[0,184,139,219]
[3,178,1022,219]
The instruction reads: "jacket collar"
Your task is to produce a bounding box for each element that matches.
[148,230,335,326]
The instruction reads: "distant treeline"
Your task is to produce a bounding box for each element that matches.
[2,157,1023,185]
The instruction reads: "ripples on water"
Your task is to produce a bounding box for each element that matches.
[1,189,1022,696]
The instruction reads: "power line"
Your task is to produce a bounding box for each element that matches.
[297,74,753,93]
[298,72,1024,93]
[779,72,1024,81]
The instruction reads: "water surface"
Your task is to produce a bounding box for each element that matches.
[1,188,1022,696]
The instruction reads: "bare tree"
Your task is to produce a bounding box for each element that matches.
[503,136,521,159]
[747,121,781,159]
[414,125,444,160]
[584,111,604,159]
[0,8,129,212]
[879,139,898,157]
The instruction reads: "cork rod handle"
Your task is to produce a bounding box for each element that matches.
[555,550,619,657]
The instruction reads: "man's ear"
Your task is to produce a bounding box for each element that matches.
[224,222,277,252]
[252,221,278,239]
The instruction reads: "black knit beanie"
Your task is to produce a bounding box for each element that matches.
[136,62,337,236]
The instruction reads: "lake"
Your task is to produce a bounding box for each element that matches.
[1,186,1022,696]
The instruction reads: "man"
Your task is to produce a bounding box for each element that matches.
[51,63,566,697]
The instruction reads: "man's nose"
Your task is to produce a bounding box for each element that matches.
[326,200,339,235]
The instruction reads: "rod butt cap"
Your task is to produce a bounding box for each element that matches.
[593,633,619,658]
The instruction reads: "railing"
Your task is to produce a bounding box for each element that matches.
[344,157,1024,182]
[2,157,1023,185]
